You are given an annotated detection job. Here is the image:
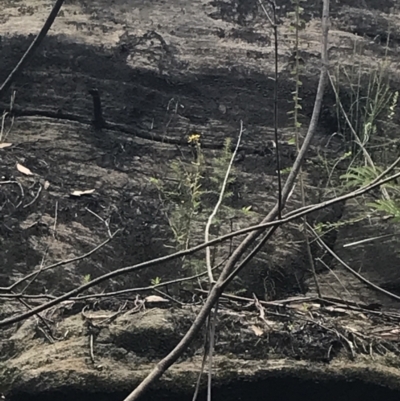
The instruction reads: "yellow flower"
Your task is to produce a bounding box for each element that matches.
[188,133,201,144]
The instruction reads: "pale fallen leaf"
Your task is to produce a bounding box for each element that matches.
[44,181,50,190]
[0,143,12,149]
[250,325,263,337]
[70,189,95,197]
[144,295,169,303]
[16,163,34,176]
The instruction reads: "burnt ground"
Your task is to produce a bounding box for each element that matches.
[2,0,400,398]
[0,0,400,308]
[0,2,331,302]
[0,0,400,318]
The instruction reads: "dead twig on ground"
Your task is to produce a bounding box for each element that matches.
[23,183,42,208]
[85,206,113,238]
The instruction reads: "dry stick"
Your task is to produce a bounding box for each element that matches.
[343,233,399,248]
[192,314,212,401]
[23,184,43,208]
[0,0,66,98]
[207,301,218,401]
[309,224,400,302]
[205,120,244,283]
[269,0,283,217]
[19,247,49,295]
[315,257,355,301]
[1,167,399,327]
[122,2,331,401]
[204,122,243,400]
[197,289,400,318]
[12,290,56,340]
[258,0,282,217]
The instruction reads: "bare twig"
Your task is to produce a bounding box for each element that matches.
[253,293,272,329]
[89,334,95,363]
[343,233,399,248]
[259,0,282,217]
[85,207,113,238]
[53,200,58,238]
[23,183,42,208]
[207,301,218,401]
[309,224,400,302]
[205,121,244,283]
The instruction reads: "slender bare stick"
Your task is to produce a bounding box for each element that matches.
[309,224,400,302]
[207,301,218,401]
[204,121,244,283]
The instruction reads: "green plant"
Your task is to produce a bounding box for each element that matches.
[319,35,400,225]
[331,38,397,170]
[150,133,205,252]
[151,133,254,279]
[151,276,162,286]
